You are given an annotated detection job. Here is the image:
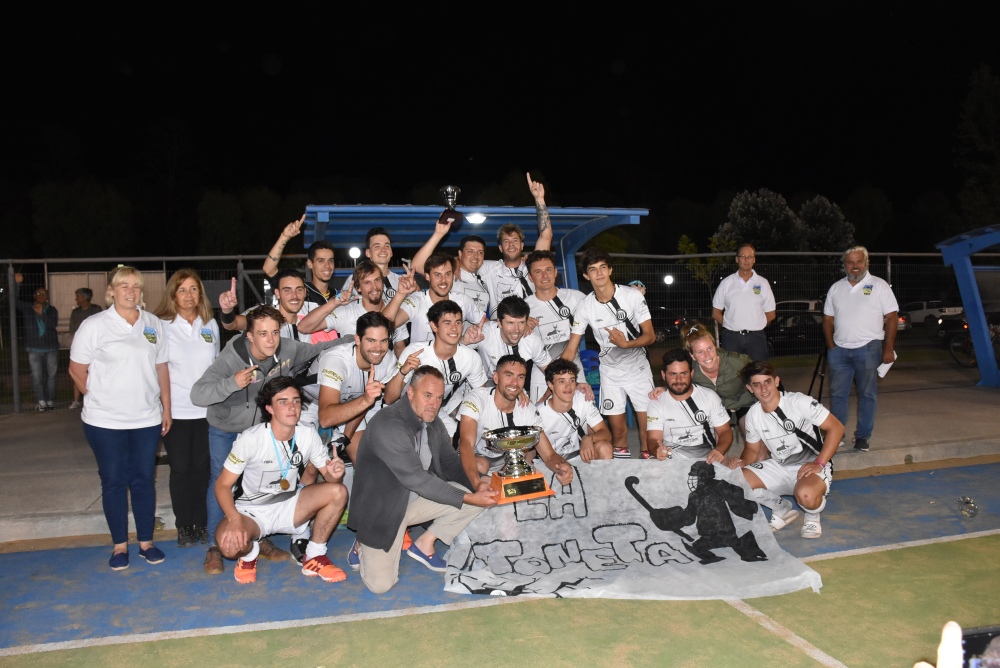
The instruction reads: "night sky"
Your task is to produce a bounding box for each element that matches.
[4,7,999,255]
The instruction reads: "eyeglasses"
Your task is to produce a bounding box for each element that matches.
[737,255,755,260]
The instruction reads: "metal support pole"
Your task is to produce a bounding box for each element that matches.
[7,265,21,413]
[236,258,245,313]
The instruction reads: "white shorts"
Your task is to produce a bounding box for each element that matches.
[598,374,654,415]
[237,492,308,537]
[743,459,832,498]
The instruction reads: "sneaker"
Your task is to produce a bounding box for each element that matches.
[177,526,197,549]
[347,541,360,571]
[69,400,82,410]
[769,507,800,532]
[406,544,448,572]
[402,529,413,551]
[257,536,290,562]
[138,545,165,564]
[193,525,208,545]
[44,402,55,411]
[204,546,224,575]
[109,550,129,571]
[35,402,46,412]
[302,555,347,583]
[613,447,632,459]
[290,538,309,565]
[234,557,257,584]
[852,437,870,453]
[801,513,822,539]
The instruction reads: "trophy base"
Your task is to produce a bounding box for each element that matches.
[490,471,554,505]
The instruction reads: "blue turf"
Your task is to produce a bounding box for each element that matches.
[1,463,998,650]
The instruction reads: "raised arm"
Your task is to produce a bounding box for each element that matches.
[298,289,352,334]
[219,277,247,332]
[411,218,452,274]
[263,215,304,278]
[527,172,552,252]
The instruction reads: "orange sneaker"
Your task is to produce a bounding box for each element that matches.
[402,529,413,551]
[234,557,257,584]
[302,555,347,583]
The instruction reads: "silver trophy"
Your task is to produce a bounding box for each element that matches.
[481,426,555,503]
[440,185,461,209]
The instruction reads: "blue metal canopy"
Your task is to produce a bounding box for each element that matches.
[936,225,1000,387]
[303,205,648,291]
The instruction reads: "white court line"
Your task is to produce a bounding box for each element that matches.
[727,599,848,668]
[0,597,525,657]
[800,528,1000,563]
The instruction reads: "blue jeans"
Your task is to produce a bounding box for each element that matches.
[83,424,161,544]
[206,425,239,546]
[827,340,882,440]
[28,349,58,404]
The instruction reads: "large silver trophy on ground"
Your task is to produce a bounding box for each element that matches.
[438,185,464,231]
[481,426,555,504]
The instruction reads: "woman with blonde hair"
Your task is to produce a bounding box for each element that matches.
[154,269,220,549]
[69,266,171,570]
[681,321,756,435]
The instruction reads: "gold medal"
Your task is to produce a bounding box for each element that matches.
[279,479,290,491]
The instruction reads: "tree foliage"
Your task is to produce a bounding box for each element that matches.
[678,234,735,299]
[798,195,854,251]
[714,188,807,251]
[30,179,133,257]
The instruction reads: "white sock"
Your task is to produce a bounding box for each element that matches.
[241,541,260,562]
[304,541,327,561]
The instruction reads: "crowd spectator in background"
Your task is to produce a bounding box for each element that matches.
[14,274,60,411]
[68,266,171,570]
[154,269,220,549]
[712,243,775,361]
[69,288,102,409]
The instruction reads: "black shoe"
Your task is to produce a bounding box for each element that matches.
[853,437,870,452]
[290,538,309,565]
[177,526,197,548]
[192,525,208,545]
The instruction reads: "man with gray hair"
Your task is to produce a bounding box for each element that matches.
[822,246,899,452]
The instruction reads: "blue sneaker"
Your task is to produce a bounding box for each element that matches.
[406,544,447,572]
[139,545,165,564]
[347,540,360,571]
[109,550,129,571]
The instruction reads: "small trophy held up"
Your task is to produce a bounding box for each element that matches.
[438,185,465,231]
[482,426,555,504]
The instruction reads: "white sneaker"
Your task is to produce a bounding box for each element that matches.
[35,402,47,412]
[69,401,82,410]
[769,505,800,531]
[800,512,822,539]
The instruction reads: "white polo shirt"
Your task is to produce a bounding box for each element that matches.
[456,267,490,315]
[570,284,652,386]
[712,270,776,332]
[646,385,730,459]
[225,423,329,505]
[823,271,899,349]
[538,392,605,457]
[482,259,533,316]
[398,341,488,435]
[161,316,220,420]
[458,387,544,457]
[71,308,169,430]
[400,290,485,344]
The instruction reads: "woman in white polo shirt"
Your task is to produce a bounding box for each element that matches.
[69,266,171,571]
[153,269,220,550]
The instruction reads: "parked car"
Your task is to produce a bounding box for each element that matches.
[776,299,823,313]
[935,314,968,342]
[902,300,964,326]
[648,306,686,344]
[766,310,825,357]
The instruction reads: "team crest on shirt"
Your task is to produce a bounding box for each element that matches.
[694,410,707,423]
[142,326,157,344]
[449,369,463,383]
[462,400,479,414]
[602,398,613,411]
[753,285,762,295]
[782,418,795,431]
[290,451,303,467]
[615,309,627,322]
[323,369,343,382]
[384,287,397,299]
[200,327,214,343]
[863,285,873,295]
[557,305,571,318]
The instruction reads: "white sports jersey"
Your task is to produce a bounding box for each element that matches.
[241,302,334,343]
[456,267,490,315]
[571,284,652,385]
[224,423,329,505]
[398,341,488,434]
[482,259,534,315]
[318,343,400,433]
[342,269,400,305]
[526,289,587,395]
[400,290,485,344]
[646,385,730,459]
[744,391,830,466]
[327,300,408,343]
[476,321,552,380]
[537,392,604,457]
[459,387,543,457]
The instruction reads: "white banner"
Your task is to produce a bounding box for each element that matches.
[445,459,822,600]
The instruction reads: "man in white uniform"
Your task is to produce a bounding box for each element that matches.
[740,360,843,539]
[712,243,776,361]
[822,245,899,452]
[476,296,552,398]
[537,359,612,462]
[387,300,489,437]
[301,261,408,343]
[560,248,657,457]
[457,355,574,489]
[647,349,734,463]
[393,252,486,344]
[317,312,402,463]
[261,215,337,307]
[524,250,590,402]
[214,377,349,584]
[337,227,407,355]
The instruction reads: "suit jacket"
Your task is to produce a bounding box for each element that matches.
[348,394,474,551]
